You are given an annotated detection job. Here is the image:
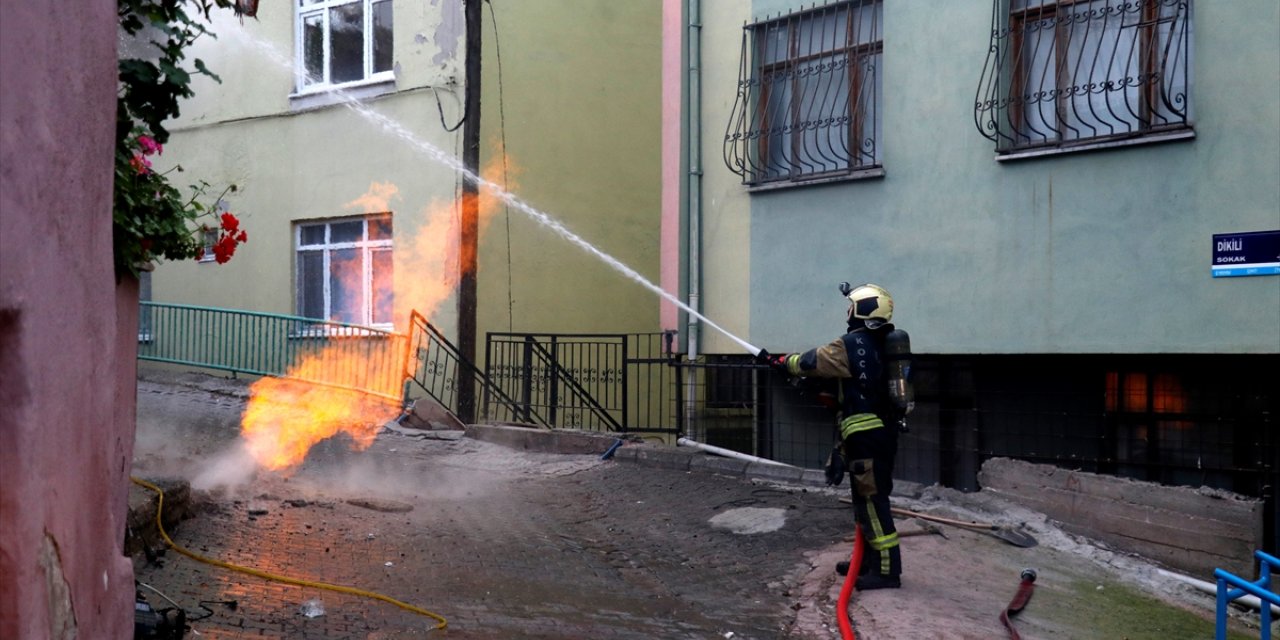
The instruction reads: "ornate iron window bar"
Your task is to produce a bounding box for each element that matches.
[724,0,883,186]
[975,0,1191,154]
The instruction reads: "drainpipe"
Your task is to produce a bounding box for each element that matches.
[686,0,702,362]
[684,0,703,440]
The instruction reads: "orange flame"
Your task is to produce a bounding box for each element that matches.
[238,154,515,472]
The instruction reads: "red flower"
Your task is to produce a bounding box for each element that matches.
[220,212,240,233]
[212,234,237,264]
[129,153,151,174]
[236,230,247,243]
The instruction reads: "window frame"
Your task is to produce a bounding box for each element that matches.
[294,0,395,94]
[294,214,394,330]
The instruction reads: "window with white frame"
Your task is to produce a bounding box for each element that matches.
[975,0,1192,154]
[296,215,394,327]
[724,0,883,186]
[297,0,394,91]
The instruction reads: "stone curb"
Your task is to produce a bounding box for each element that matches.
[463,423,627,455]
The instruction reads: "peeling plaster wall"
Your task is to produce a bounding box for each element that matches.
[0,2,137,639]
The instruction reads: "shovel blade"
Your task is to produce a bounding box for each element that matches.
[990,528,1038,548]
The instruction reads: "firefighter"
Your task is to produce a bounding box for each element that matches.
[762,283,913,590]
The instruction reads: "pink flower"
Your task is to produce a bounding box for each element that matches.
[137,135,163,156]
[129,153,151,174]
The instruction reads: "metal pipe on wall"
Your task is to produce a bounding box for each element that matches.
[683,0,703,440]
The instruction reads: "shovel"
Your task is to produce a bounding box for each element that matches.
[890,507,1038,548]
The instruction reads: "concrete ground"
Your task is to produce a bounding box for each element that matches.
[130,372,1268,639]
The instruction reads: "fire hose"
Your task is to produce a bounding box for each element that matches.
[1000,568,1037,640]
[836,524,864,640]
[130,477,447,631]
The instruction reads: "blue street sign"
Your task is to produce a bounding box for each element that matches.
[1212,230,1280,278]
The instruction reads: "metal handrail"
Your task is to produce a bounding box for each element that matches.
[403,310,539,426]
[1215,550,1278,640]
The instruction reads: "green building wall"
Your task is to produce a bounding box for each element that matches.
[152,2,466,337]
[153,1,665,353]
[477,1,664,339]
[691,0,1279,356]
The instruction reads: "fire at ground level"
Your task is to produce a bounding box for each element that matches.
[128,374,1266,639]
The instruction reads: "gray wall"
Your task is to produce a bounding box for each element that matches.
[725,1,1280,355]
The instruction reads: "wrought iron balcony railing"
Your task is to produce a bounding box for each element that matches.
[724,0,883,186]
[975,0,1192,154]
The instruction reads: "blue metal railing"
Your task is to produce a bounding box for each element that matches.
[138,302,407,402]
[1216,550,1279,640]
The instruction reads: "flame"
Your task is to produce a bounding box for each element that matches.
[238,153,515,472]
[241,376,395,472]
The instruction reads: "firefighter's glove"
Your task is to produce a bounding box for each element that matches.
[824,444,846,486]
[759,352,791,374]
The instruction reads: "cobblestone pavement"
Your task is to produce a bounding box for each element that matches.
[133,375,1264,640]
[134,427,856,639]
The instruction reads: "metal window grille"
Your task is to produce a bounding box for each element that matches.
[975,0,1192,153]
[724,0,883,185]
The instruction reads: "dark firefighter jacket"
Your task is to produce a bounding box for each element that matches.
[780,325,894,440]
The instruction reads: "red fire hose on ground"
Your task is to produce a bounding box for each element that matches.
[1000,568,1038,639]
[836,524,864,640]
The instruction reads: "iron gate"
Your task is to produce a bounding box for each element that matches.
[484,332,678,433]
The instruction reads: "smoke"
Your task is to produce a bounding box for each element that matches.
[190,439,259,492]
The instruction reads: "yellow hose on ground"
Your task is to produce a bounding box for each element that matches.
[130,476,447,631]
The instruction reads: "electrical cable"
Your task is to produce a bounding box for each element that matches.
[130,477,447,631]
[485,0,515,331]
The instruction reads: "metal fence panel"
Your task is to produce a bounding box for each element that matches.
[484,332,677,433]
[138,302,406,401]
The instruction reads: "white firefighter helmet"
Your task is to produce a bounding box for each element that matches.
[844,283,893,328]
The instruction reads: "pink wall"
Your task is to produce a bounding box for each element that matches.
[0,2,137,638]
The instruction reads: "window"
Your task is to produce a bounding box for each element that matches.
[975,0,1192,155]
[138,270,153,342]
[724,0,883,186]
[296,0,394,91]
[296,215,393,327]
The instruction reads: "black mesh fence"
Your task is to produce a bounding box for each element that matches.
[673,353,1278,550]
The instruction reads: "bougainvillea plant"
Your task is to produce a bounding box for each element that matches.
[114,0,251,277]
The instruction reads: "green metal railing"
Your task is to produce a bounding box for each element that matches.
[138,302,408,402]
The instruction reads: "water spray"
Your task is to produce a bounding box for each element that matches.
[228,30,764,358]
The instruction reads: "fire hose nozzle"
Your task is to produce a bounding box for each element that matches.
[1021,568,1038,582]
